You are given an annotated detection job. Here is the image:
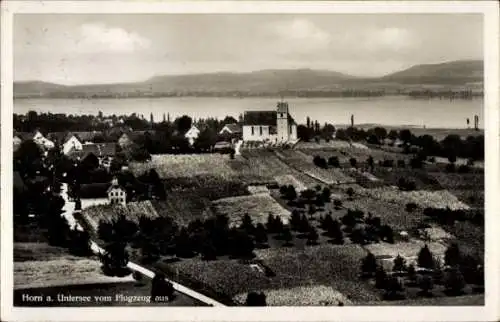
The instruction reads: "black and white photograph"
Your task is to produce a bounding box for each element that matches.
[1,1,499,321]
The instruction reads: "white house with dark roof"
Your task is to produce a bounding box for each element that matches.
[242,101,297,143]
[107,177,126,206]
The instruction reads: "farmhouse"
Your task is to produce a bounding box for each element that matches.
[108,177,126,206]
[242,101,297,143]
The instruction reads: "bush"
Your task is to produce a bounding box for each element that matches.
[333,199,342,209]
[349,158,358,168]
[398,178,416,191]
[313,156,328,169]
[382,159,394,167]
[405,202,418,213]
[246,291,267,306]
[361,252,378,277]
[392,254,407,272]
[151,272,175,302]
[375,266,388,289]
[68,229,93,257]
[457,165,471,173]
[445,163,456,173]
[328,156,340,168]
[418,275,434,297]
[444,267,466,295]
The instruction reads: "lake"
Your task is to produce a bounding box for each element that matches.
[14,96,484,129]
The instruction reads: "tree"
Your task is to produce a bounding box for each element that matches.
[349,158,358,168]
[253,223,268,248]
[384,276,405,300]
[361,252,378,277]
[201,241,217,261]
[399,129,413,145]
[392,254,407,272]
[281,228,293,246]
[174,115,192,134]
[151,272,175,302]
[14,140,43,178]
[68,229,93,257]
[375,266,388,289]
[300,189,316,206]
[290,210,302,231]
[380,225,394,243]
[240,213,255,235]
[194,127,217,152]
[328,156,340,168]
[407,264,417,284]
[229,229,254,259]
[447,154,457,164]
[245,291,267,306]
[327,219,344,244]
[306,226,319,245]
[417,244,434,269]
[333,199,342,210]
[444,243,461,267]
[405,202,417,213]
[98,220,114,241]
[346,187,354,200]
[444,267,466,295]
[373,127,388,141]
[321,187,331,203]
[100,241,130,277]
[367,156,374,171]
[284,185,297,202]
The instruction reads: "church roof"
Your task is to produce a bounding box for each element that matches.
[243,111,277,126]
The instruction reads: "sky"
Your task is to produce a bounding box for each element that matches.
[14,14,483,85]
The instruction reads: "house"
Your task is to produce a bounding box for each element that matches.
[184,125,200,146]
[219,123,242,135]
[32,130,55,150]
[14,130,55,150]
[62,135,83,155]
[117,131,155,149]
[13,134,23,152]
[108,177,126,206]
[242,101,297,143]
[67,143,117,166]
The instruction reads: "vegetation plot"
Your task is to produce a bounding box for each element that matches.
[212,194,291,227]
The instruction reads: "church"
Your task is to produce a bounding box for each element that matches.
[242,101,298,143]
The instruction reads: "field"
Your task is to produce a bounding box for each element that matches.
[233,285,351,306]
[355,187,470,210]
[82,201,160,231]
[370,168,443,190]
[211,194,291,227]
[275,150,355,184]
[152,193,213,227]
[14,242,134,290]
[341,198,427,231]
[129,154,237,179]
[364,240,448,270]
[158,244,379,305]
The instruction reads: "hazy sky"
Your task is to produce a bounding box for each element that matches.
[14,14,483,85]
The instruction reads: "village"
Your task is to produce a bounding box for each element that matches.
[12,100,485,307]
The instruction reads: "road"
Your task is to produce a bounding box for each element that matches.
[59,183,226,307]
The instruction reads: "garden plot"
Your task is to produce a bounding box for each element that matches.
[238,150,297,179]
[233,285,352,306]
[129,154,237,179]
[152,193,213,227]
[357,187,470,210]
[341,198,426,230]
[429,172,484,190]
[82,201,159,231]
[364,240,447,271]
[211,194,291,227]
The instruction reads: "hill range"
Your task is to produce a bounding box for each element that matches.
[14,60,483,98]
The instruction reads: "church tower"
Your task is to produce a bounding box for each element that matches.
[276,101,289,142]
